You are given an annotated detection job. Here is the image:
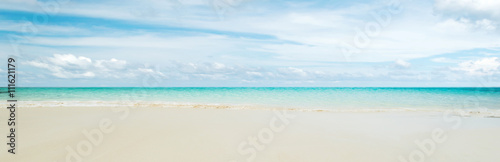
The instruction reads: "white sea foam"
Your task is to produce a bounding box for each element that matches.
[4,101,500,118]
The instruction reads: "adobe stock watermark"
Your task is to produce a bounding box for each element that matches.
[338,0,403,61]
[397,109,466,162]
[398,75,494,162]
[209,0,251,20]
[230,110,296,162]
[61,65,164,162]
[4,0,71,156]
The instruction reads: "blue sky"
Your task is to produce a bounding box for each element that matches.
[1,0,500,87]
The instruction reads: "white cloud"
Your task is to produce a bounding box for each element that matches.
[25,54,128,79]
[95,58,127,70]
[452,57,500,76]
[434,0,500,31]
[137,67,165,77]
[435,17,497,32]
[394,59,411,68]
[246,71,263,77]
[23,54,500,86]
[166,62,333,81]
[48,54,93,68]
[278,67,309,78]
[431,57,455,63]
[475,19,497,30]
[434,0,500,18]
[25,61,96,79]
[387,71,432,81]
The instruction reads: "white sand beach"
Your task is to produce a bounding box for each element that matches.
[1,106,500,162]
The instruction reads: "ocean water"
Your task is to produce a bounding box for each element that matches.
[1,87,500,112]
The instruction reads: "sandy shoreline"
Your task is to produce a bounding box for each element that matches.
[1,106,500,162]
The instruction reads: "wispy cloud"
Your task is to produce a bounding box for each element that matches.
[2,0,500,86]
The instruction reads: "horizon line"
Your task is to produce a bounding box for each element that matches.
[1,86,499,88]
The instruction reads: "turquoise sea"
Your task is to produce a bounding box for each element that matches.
[1,87,500,111]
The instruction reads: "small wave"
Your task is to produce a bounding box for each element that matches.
[3,101,500,118]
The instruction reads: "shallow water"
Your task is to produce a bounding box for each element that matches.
[2,87,500,111]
